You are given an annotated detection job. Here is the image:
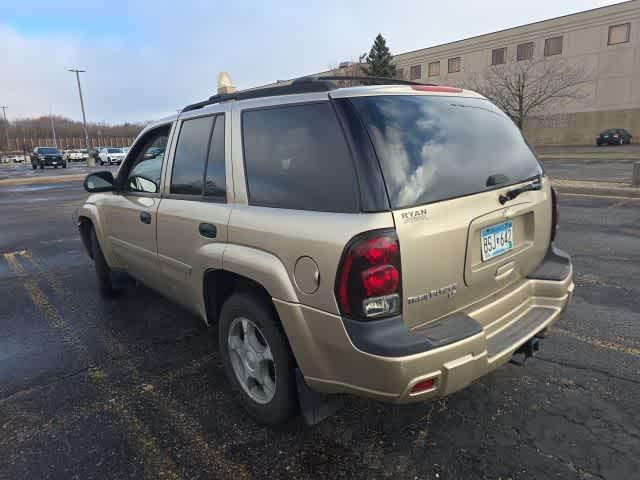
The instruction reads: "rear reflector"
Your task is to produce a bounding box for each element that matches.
[411,85,463,93]
[410,378,435,394]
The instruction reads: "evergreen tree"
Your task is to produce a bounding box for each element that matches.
[362,34,397,78]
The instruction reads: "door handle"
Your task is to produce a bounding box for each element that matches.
[199,223,217,239]
[140,211,152,224]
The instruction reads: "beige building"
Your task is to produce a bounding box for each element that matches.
[391,1,640,145]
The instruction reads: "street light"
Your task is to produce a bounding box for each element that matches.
[1,105,9,152]
[68,68,93,166]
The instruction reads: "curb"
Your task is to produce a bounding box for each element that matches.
[552,179,640,198]
[0,173,86,187]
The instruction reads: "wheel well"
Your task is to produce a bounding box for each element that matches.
[203,270,275,326]
[78,216,94,259]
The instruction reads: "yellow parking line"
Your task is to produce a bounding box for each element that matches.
[553,327,640,357]
[3,250,183,480]
[15,249,249,479]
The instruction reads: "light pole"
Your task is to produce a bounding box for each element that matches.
[1,106,9,152]
[68,68,93,166]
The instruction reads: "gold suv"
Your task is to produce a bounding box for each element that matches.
[78,77,574,425]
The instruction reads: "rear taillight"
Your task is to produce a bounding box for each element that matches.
[550,186,559,241]
[336,229,402,320]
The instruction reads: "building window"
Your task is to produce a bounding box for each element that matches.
[448,57,461,73]
[428,61,440,77]
[409,65,422,80]
[396,67,405,80]
[517,42,534,61]
[608,23,630,45]
[544,36,563,56]
[491,47,506,65]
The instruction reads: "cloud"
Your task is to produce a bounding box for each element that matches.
[0,0,622,123]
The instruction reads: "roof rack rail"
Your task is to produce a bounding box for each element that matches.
[181,75,432,113]
[303,75,432,87]
[182,77,338,113]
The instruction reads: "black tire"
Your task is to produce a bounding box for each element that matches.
[31,163,37,170]
[39,163,44,169]
[218,293,298,425]
[90,227,116,297]
[63,162,67,168]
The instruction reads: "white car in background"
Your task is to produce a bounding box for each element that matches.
[98,147,126,165]
[64,149,86,161]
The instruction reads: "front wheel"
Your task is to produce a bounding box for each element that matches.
[219,293,298,425]
[39,163,44,169]
[31,163,37,170]
[90,227,117,297]
[62,163,67,168]
[619,138,624,145]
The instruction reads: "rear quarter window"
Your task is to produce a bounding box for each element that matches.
[241,102,359,213]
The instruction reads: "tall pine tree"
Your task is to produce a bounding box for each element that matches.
[362,34,397,78]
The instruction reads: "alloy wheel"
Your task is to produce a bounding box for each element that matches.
[227,316,277,404]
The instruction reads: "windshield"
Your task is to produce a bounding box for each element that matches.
[108,148,123,153]
[350,95,542,209]
[39,148,60,155]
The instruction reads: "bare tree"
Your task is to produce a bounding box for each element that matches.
[327,53,367,87]
[464,58,591,129]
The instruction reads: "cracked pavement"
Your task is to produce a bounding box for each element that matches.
[0,177,639,479]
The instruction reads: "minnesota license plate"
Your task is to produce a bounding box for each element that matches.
[481,221,513,261]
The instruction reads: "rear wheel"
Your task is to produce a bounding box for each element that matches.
[31,162,36,170]
[218,293,298,425]
[39,163,44,169]
[90,227,117,297]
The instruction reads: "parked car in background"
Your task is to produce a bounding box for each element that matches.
[596,128,632,146]
[63,149,86,162]
[98,147,126,165]
[30,146,66,169]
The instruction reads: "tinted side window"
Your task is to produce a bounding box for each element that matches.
[205,115,226,200]
[242,103,358,212]
[171,116,214,195]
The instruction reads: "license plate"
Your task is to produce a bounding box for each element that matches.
[481,221,513,261]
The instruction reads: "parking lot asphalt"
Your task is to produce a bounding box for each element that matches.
[1,181,639,479]
[0,161,118,180]
[540,158,639,184]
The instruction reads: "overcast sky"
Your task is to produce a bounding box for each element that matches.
[0,0,625,124]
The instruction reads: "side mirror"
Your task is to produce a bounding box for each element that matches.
[84,171,115,193]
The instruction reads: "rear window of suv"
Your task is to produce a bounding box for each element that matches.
[242,102,359,213]
[351,95,542,209]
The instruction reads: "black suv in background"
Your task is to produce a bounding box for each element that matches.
[30,147,66,169]
[596,128,632,146]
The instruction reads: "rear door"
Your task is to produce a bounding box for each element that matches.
[349,94,551,329]
[156,111,231,310]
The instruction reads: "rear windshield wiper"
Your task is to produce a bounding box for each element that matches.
[499,177,542,204]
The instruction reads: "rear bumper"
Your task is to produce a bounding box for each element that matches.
[276,244,573,403]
